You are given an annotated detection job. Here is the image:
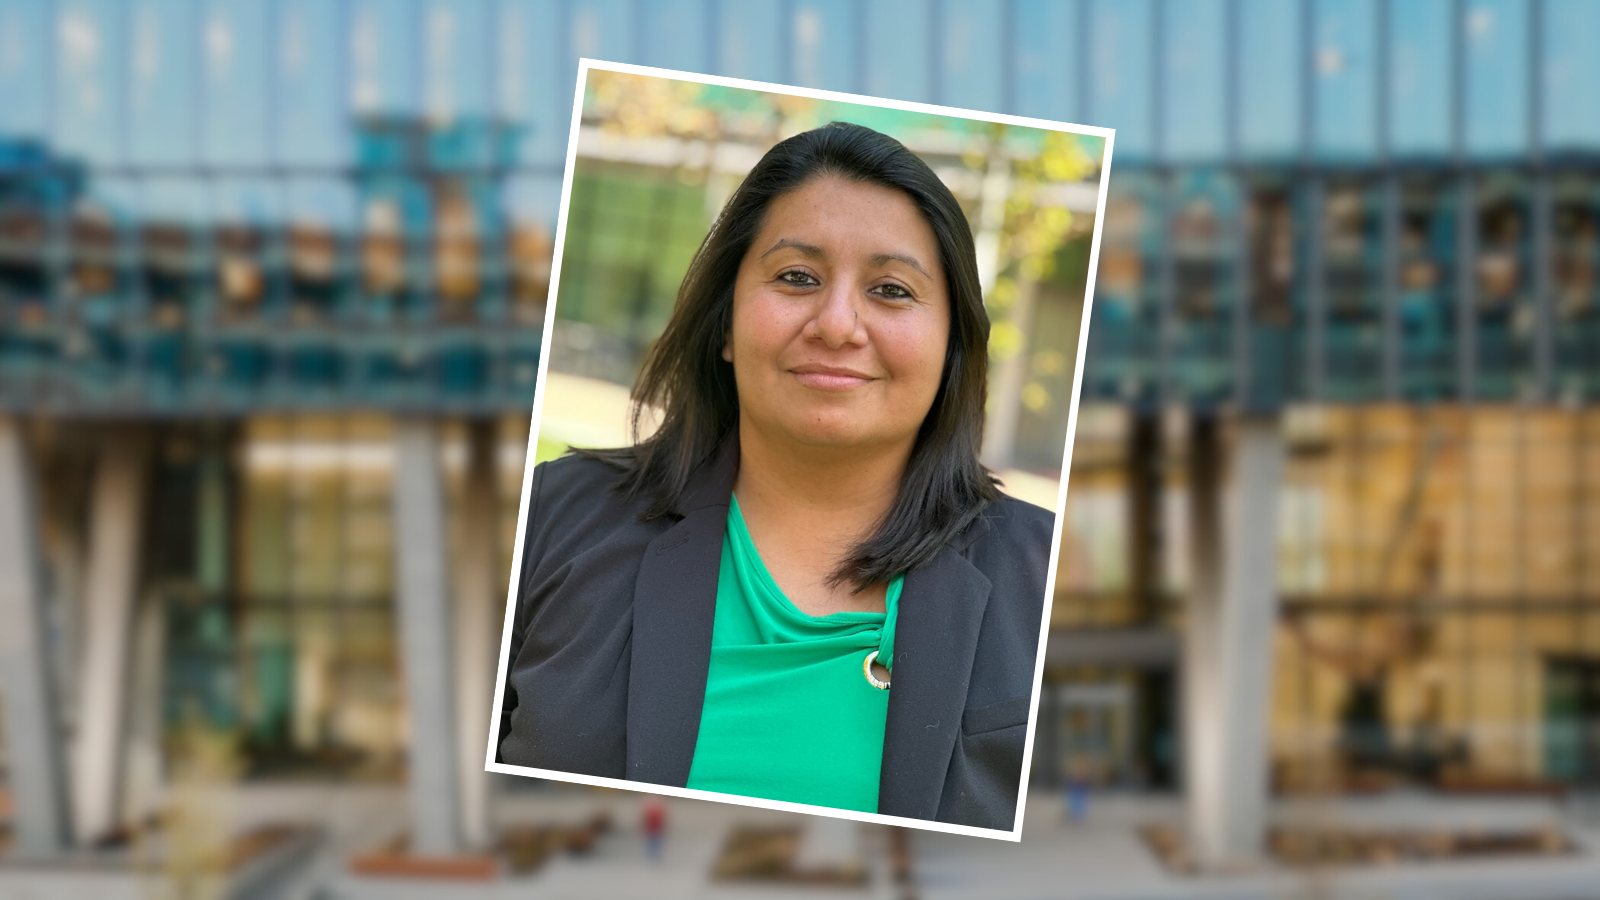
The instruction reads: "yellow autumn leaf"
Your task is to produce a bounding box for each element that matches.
[990,320,1023,360]
[1022,381,1051,412]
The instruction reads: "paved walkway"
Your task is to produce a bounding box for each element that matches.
[5,785,1599,899]
[317,787,901,900]
[912,791,1600,900]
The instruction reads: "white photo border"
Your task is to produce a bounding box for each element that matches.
[485,57,1117,844]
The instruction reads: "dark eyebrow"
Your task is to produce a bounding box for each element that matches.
[761,239,932,280]
[868,252,931,279]
[759,238,825,260]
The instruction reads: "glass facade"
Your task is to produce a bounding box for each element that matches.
[2,0,1597,803]
[135,414,532,779]
[1046,406,1600,791]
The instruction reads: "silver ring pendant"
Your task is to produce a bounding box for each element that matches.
[863,650,890,690]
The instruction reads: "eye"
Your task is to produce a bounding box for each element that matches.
[871,282,913,300]
[777,269,818,287]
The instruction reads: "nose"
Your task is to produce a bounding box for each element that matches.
[806,282,865,349]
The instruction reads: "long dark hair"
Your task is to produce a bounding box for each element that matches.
[575,120,1001,589]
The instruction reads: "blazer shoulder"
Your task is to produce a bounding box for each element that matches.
[524,451,648,547]
[533,451,630,503]
[973,494,1055,546]
[963,494,1054,612]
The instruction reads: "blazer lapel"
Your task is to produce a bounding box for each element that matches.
[877,536,992,820]
[625,435,739,787]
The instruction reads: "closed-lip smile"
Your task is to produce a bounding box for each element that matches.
[789,363,875,391]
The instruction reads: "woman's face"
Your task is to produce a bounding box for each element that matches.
[724,175,951,454]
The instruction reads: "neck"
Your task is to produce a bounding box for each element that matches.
[731,419,912,545]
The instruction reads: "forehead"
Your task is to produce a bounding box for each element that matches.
[751,175,941,261]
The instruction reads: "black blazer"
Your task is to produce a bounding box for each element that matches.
[496,434,1054,831]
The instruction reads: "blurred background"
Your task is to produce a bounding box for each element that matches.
[1,1,1599,899]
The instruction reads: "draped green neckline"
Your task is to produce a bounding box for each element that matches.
[685,494,904,812]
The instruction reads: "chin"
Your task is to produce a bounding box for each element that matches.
[781,418,892,450]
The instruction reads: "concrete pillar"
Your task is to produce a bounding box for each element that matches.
[1183,414,1284,868]
[392,417,463,855]
[123,584,168,833]
[0,417,72,858]
[43,498,86,748]
[1182,415,1222,849]
[454,419,498,850]
[72,428,150,846]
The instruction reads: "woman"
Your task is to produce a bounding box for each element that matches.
[498,121,1053,831]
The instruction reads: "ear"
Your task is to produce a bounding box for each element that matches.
[721,340,732,363]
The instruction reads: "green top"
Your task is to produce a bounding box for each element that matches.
[685,494,904,812]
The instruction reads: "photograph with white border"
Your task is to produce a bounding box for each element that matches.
[486,58,1114,842]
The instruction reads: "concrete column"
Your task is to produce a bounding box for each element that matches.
[1183,414,1284,868]
[72,428,151,846]
[43,497,86,747]
[0,417,72,858]
[392,417,463,855]
[1182,415,1221,851]
[122,585,168,833]
[454,419,499,850]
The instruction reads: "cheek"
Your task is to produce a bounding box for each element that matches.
[733,292,806,361]
[880,317,950,393]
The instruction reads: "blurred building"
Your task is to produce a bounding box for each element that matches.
[0,0,1598,895]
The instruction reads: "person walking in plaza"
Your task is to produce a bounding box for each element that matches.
[642,796,667,863]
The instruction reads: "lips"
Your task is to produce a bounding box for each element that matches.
[789,364,875,391]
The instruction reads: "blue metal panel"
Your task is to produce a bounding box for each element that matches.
[1011,0,1081,124]
[127,0,201,167]
[53,0,128,165]
[790,0,859,92]
[348,0,425,116]
[1237,0,1303,160]
[640,0,714,74]
[201,0,272,166]
[1389,0,1454,160]
[569,0,639,66]
[1545,0,1600,154]
[1162,0,1226,163]
[499,0,569,168]
[1313,0,1380,163]
[274,0,348,167]
[1087,0,1155,162]
[418,0,496,123]
[938,0,1004,113]
[715,0,787,84]
[864,0,933,105]
[1464,0,1530,160]
[0,0,51,140]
